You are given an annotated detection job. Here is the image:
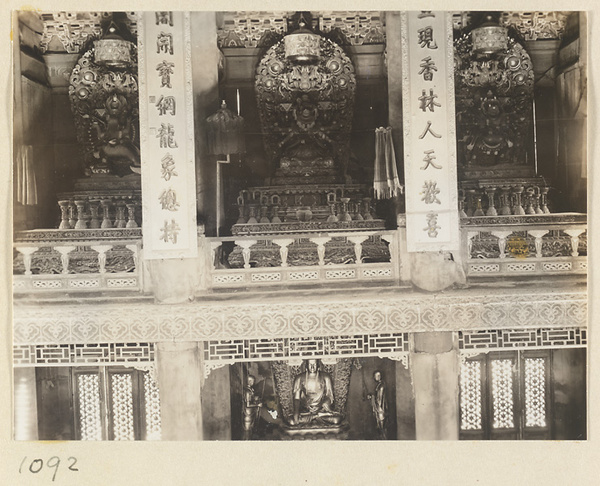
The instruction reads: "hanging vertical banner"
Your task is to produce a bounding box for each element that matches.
[401,11,459,252]
[138,12,198,259]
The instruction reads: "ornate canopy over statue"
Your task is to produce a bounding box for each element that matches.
[454,23,534,178]
[255,35,356,183]
[69,28,140,177]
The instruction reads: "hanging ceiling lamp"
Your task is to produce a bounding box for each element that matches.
[471,13,508,58]
[94,19,134,69]
[284,12,320,64]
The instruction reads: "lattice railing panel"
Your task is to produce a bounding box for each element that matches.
[111,374,135,441]
[524,358,546,427]
[460,360,482,430]
[77,374,102,440]
[491,359,515,429]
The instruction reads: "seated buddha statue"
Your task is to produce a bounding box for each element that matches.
[288,359,343,427]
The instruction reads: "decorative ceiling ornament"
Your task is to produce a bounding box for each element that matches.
[451,11,568,41]
[284,12,320,64]
[39,12,138,53]
[471,14,508,58]
[94,20,134,69]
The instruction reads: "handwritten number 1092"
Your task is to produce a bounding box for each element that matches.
[19,456,78,481]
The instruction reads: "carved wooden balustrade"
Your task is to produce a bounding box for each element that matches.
[461,213,587,277]
[13,228,143,294]
[205,229,402,289]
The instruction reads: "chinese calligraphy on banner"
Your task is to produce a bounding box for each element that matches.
[138,12,198,259]
[401,11,459,252]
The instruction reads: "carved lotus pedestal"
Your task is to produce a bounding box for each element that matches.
[280,422,350,440]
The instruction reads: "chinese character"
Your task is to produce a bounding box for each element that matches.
[421,180,441,205]
[418,121,442,140]
[419,89,441,112]
[156,12,174,26]
[156,60,175,88]
[156,95,176,116]
[418,11,435,19]
[158,188,180,211]
[418,26,438,49]
[421,149,442,170]
[424,212,441,238]
[157,32,174,55]
[160,219,180,244]
[157,123,178,148]
[161,153,178,180]
[419,56,437,81]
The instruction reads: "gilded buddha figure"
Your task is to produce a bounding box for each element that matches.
[288,359,343,427]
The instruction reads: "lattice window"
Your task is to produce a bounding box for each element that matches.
[77,374,103,441]
[74,367,160,441]
[460,360,482,430]
[524,358,546,427]
[460,350,554,440]
[491,359,515,429]
[111,373,135,440]
[144,372,162,440]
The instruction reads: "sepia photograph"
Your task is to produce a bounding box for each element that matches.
[10,7,587,453]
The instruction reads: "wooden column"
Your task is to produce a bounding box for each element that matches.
[155,342,204,440]
[14,367,39,440]
[385,12,404,217]
[395,358,416,439]
[190,12,221,235]
[411,332,459,440]
[202,365,232,440]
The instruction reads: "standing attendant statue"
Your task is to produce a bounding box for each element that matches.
[242,375,262,440]
[367,370,388,439]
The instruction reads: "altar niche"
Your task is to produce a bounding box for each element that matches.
[218,357,411,440]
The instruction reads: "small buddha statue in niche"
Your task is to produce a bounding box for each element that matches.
[91,92,141,176]
[288,359,343,427]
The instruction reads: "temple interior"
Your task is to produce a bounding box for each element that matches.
[12,11,587,442]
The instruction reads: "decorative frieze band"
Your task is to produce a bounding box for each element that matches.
[459,327,587,351]
[13,342,155,367]
[13,290,586,345]
[204,332,410,363]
